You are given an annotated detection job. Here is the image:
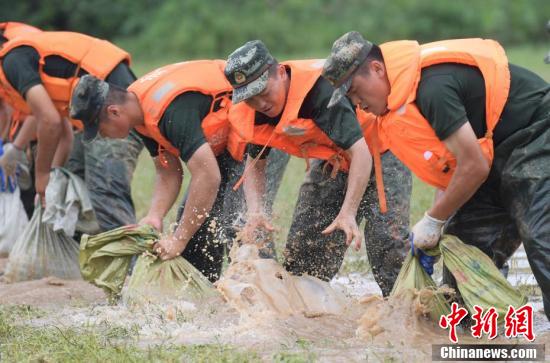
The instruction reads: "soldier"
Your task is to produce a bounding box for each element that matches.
[0,26,142,231]
[323,31,550,319]
[70,59,285,282]
[225,40,411,296]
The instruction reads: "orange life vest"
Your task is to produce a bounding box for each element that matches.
[0,31,131,129]
[0,22,42,139]
[0,22,41,41]
[227,60,388,212]
[129,60,233,161]
[377,38,510,190]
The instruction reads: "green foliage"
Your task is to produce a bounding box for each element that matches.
[4,0,550,60]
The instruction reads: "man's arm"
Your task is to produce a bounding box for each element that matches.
[322,138,372,249]
[140,151,183,232]
[25,84,63,201]
[429,122,489,220]
[411,122,489,249]
[156,143,221,260]
[51,117,73,168]
[240,154,274,240]
[243,155,268,215]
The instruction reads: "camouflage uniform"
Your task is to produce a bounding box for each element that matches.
[224,40,410,295]
[68,65,143,232]
[284,153,411,296]
[65,131,142,231]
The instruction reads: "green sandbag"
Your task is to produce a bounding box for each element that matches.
[391,235,526,322]
[80,224,155,299]
[124,250,219,306]
[80,224,218,303]
[390,252,451,321]
[439,235,527,320]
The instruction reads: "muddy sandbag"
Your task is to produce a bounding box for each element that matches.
[80,224,217,303]
[0,187,28,257]
[390,252,451,322]
[3,204,81,282]
[216,244,347,317]
[439,235,527,319]
[43,167,99,236]
[124,251,219,306]
[390,234,527,322]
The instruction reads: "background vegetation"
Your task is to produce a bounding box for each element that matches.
[4,0,550,61]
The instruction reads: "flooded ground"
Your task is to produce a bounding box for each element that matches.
[1,243,549,362]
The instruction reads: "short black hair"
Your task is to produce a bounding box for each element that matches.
[99,83,128,121]
[358,44,384,74]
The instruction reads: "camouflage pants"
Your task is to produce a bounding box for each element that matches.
[65,131,143,231]
[444,110,550,321]
[283,151,411,296]
[177,149,290,282]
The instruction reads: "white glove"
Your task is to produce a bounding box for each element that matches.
[411,212,446,249]
[0,143,26,177]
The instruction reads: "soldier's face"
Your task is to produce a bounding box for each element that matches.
[99,104,132,139]
[347,60,390,116]
[244,65,288,118]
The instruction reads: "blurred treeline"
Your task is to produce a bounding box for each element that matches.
[3,0,550,59]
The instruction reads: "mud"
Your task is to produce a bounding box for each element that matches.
[1,246,549,362]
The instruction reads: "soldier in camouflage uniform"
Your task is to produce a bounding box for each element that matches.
[0,30,142,232]
[323,31,550,319]
[225,40,411,296]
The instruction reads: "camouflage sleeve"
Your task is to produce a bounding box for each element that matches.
[300,77,363,150]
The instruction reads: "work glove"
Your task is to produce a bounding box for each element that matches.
[0,142,27,180]
[410,233,436,275]
[410,211,446,249]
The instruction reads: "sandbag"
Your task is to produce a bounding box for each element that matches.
[43,167,99,236]
[124,250,219,306]
[390,235,526,321]
[0,187,28,257]
[3,205,81,282]
[390,252,451,321]
[80,224,218,303]
[439,235,527,320]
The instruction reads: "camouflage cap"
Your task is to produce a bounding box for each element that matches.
[224,40,275,104]
[322,31,373,108]
[69,74,109,141]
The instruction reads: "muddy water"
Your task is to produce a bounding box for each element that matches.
[1,244,549,361]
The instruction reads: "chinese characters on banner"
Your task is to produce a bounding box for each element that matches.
[439,303,535,343]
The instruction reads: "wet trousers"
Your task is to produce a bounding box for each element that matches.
[283,151,412,296]
[177,149,290,282]
[444,112,550,321]
[65,131,143,231]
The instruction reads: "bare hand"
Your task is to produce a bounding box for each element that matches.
[322,213,362,251]
[153,235,185,261]
[139,215,163,232]
[240,213,275,244]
